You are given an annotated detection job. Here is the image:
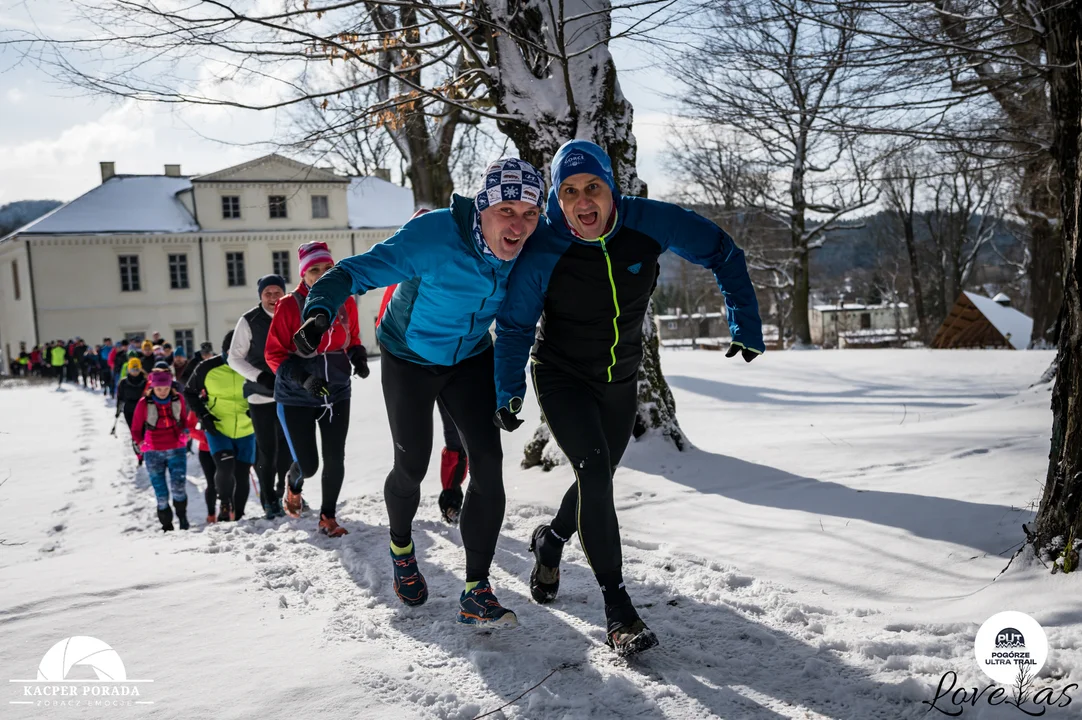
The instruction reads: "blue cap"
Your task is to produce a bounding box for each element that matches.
[257,274,287,298]
[551,141,616,195]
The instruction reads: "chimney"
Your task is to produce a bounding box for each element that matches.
[992,292,1012,307]
[100,162,116,183]
[372,168,391,182]
[164,164,182,177]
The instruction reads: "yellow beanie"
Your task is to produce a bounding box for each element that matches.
[127,357,143,373]
[141,340,154,353]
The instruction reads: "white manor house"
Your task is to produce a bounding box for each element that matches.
[0,154,415,361]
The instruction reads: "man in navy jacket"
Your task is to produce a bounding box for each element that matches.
[494,140,764,656]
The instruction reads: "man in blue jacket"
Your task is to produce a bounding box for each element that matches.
[493,140,765,656]
[294,158,545,627]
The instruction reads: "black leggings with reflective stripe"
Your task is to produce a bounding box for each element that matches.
[381,346,504,582]
[534,362,638,603]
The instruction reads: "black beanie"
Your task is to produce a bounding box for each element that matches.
[222,330,234,354]
[257,274,287,298]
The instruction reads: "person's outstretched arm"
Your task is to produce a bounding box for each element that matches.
[631,198,765,356]
[303,214,440,321]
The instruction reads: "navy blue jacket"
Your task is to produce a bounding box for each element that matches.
[494,192,764,410]
[304,195,518,367]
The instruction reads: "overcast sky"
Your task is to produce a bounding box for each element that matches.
[0,0,682,206]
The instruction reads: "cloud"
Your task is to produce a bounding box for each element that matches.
[6,87,25,104]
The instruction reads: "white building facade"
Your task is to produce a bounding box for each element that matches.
[0,154,414,363]
[809,302,914,348]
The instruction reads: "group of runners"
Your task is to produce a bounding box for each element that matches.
[84,140,763,657]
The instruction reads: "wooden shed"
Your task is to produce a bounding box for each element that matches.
[932,292,1033,350]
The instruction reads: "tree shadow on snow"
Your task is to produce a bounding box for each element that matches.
[620,441,1030,557]
[665,374,1001,409]
[324,516,925,719]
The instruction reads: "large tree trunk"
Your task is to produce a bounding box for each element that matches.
[1032,1,1081,571]
[790,138,812,345]
[1023,163,1064,346]
[482,0,685,459]
[901,211,929,342]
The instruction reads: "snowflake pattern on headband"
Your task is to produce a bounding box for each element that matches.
[475,158,544,212]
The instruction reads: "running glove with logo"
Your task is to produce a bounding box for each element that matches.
[493,398,523,432]
[301,373,330,398]
[293,311,330,355]
[348,345,370,379]
[725,341,762,363]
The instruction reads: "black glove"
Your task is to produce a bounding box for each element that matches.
[256,370,276,391]
[301,373,330,399]
[200,412,220,435]
[493,399,523,432]
[293,311,330,355]
[725,341,762,363]
[349,345,370,379]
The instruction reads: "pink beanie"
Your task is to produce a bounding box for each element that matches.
[298,241,334,278]
[148,369,173,388]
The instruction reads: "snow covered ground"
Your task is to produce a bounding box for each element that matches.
[1,349,1079,719]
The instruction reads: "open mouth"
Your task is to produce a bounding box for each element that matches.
[577,211,599,227]
[502,236,522,246]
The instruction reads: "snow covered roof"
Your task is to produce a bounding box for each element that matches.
[963,291,1033,350]
[347,177,415,229]
[6,176,198,237]
[2,169,416,241]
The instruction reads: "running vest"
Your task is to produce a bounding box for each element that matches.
[241,304,273,398]
[145,397,183,428]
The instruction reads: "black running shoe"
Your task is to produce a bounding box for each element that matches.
[605,602,658,657]
[529,525,563,604]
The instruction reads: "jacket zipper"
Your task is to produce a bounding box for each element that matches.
[598,235,620,383]
[454,267,499,365]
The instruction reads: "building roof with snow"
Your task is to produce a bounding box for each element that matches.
[8,176,198,237]
[812,302,909,312]
[932,291,1033,350]
[2,157,416,242]
[347,177,416,228]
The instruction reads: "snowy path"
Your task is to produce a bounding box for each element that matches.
[2,351,1080,719]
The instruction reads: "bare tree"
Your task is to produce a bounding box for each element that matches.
[881,151,932,342]
[677,0,883,345]
[8,0,691,446]
[923,143,1006,315]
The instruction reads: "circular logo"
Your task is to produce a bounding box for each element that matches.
[36,636,127,682]
[974,612,1048,684]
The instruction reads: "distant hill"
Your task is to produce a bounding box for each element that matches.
[0,200,64,238]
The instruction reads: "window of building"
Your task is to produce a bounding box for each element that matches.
[174,329,195,357]
[226,251,247,287]
[667,321,678,330]
[269,196,287,219]
[222,196,241,219]
[168,253,189,289]
[119,255,141,292]
[11,261,19,300]
[311,195,329,219]
[860,312,872,329]
[272,250,290,279]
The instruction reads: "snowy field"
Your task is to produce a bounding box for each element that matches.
[1,349,1079,719]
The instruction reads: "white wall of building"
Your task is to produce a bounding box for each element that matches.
[0,239,37,363]
[192,181,349,233]
[810,305,911,347]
